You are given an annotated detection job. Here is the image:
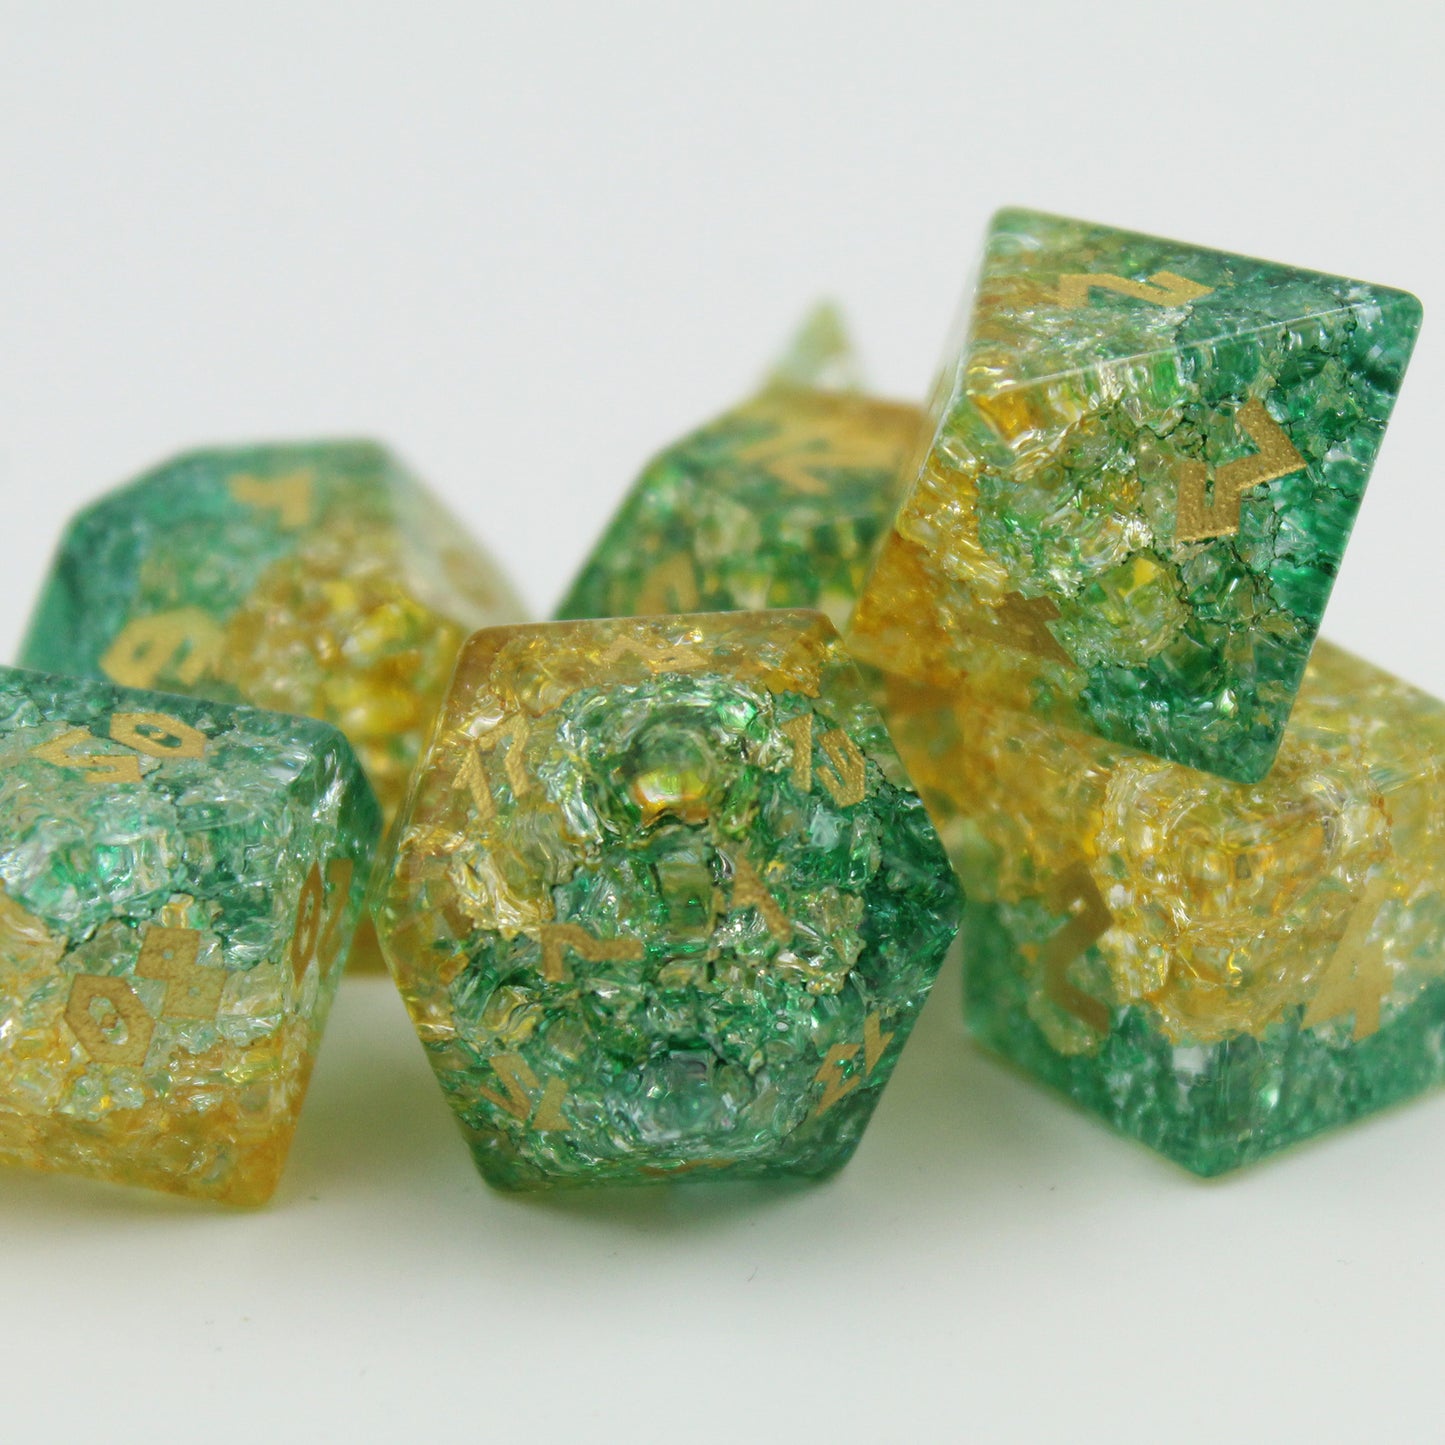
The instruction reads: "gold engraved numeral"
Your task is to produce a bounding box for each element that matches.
[476,713,531,799]
[456,714,532,820]
[740,449,830,497]
[735,429,831,496]
[781,714,868,806]
[30,729,142,785]
[137,925,221,1019]
[810,1012,895,1118]
[729,854,792,943]
[31,712,209,784]
[100,608,224,690]
[862,1011,893,1073]
[290,858,355,986]
[480,1053,571,1132]
[1303,880,1394,1041]
[228,469,315,529]
[1173,399,1306,544]
[65,976,155,1066]
[1053,269,1213,310]
[818,728,867,806]
[110,712,207,760]
[598,635,711,673]
[64,923,219,1065]
[530,1077,571,1131]
[536,922,645,983]
[1022,861,1113,1035]
[636,554,701,614]
[456,745,495,823]
[782,715,813,792]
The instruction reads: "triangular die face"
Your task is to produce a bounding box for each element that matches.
[962,208,1422,400]
[849,209,1422,783]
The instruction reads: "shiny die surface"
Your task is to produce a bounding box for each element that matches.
[0,666,379,1203]
[851,209,1423,782]
[21,439,525,827]
[557,386,921,630]
[883,641,1445,1174]
[376,611,960,1190]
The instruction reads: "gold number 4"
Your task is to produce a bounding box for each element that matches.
[480,1053,571,1131]
[810,1013,894,1118]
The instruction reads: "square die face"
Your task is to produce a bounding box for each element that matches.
[851,209,1423,782]
[883,642,1445,1174]
[556,389,922,631]
[20,440,525,826]
[378,612,960,1190]
[0,667,379,1204]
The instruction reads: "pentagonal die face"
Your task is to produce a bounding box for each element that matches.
[377,611,959,1190]
[557,388,922,630]
[0,666,379,1203]
[851,208,1423,783]
[21,440,525,826]
[883,642,1445,1175]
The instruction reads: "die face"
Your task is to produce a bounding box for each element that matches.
[0,666,379,1203]
[556,389,921,630]
[851,209,1423,782]
[377,612,960,1190]
[20,440,526,826]
[883,641,1445,1174]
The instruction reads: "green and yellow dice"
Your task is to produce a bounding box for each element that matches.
[851,209,1423,782]
[22,439,524,829]
[885,642,1445,1174]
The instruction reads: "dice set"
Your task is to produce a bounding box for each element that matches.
[0,208,1431,1203]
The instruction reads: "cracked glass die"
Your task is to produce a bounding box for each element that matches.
[0,665,379,1203]
[883,641,1445,1174]
[21,439,525,829]
[850,209,1423,782]
[376,611,960,1189]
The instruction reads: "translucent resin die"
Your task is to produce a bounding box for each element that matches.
[851,209,1423,782]
[883,641,1445,1174]
[557,386,920,630]
[21,440,525,828]
[376,611,960,1190]
[0,665,379,1203]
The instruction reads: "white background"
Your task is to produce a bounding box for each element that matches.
[2,4,1443,1441]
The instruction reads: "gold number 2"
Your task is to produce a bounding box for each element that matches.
[1173,400,1306,544]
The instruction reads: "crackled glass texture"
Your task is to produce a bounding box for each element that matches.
[20,439,525,829]
[556,385,920,630]
[884,641,1445,1174]
[376,611,960,1190]
[851,209,1423,782]
[0,665,379,1203]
